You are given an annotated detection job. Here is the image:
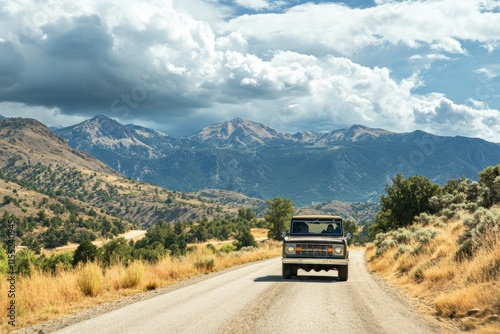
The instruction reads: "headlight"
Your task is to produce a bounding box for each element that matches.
[333,246,343,255]
[285,244,296,255]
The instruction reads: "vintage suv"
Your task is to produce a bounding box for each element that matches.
[281,215,350,281]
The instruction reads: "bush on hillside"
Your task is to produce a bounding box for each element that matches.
[456,207,500,260]
[479,165,500,207]
[370,174,439,238]
[73,240,101,266]
[373,226,440,257]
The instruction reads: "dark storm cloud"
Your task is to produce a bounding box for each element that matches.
[0,42,25,88]
[2,15,122,112]
[1,12,214,123]
[42,15,113,61]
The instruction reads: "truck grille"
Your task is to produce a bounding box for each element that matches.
[295,243,331,257]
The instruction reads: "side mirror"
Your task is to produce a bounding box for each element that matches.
[346,233,352,239]
[281,231,287,239]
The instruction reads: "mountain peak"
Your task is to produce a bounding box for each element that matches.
[87,114,122,128]
[70,116,131,143]
[54,115,152,154]
[189,118,290,148]
[230,117,245,123]
[348,124,369,130]
[53,117,186,161]
[91,114,111,121]
[339,124,393,142]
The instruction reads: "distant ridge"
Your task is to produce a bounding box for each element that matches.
[48,115,500,205]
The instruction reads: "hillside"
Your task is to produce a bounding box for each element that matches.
[364,164,500,333]
[367,207,500,333]
[54,116,500,205]
[0,118,114,173]
[0,118,241,250]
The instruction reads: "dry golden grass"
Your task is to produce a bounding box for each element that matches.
[0,240,281,333]
[366,214,500,333]
[434,283,499,317]
[466,236,500,284]
[1,267,84,328]
[250,227,269,239]
[77,262,104,297]
[107,261,145,290]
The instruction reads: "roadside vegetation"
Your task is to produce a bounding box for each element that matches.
[0,227,280,333]
[1,208,264,275]
[366,164,500,333]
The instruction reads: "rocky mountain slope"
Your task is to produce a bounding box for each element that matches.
[0,118,245,249]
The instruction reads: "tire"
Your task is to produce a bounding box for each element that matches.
[291,266,298,277]
[282,263,292,279]
[338,265,348,281]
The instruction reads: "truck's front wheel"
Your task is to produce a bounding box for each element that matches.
[282,263,292,279]
[338,265,348,281]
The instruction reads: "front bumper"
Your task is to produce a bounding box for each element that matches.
[282,258,349,265]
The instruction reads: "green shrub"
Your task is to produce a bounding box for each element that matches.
[374,226,439,257]
[16,249,37,276]
[0,245,8,274]
[440,208,458,220]
[392,229,413,244]
[415,228,439,244]
[194,258,215,272]
[205,243,217,254]
[73,240,101,266]
[414,212,435,226]
[375,239,398,256]
[393,245,411,260]
[219,244,236,253]
[456,207,500,260]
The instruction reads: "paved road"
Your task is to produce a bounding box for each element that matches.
[53,250,444,334]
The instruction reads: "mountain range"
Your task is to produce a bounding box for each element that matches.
[0,117,231,222]
[52,115,500,205]
[0,117,277,248]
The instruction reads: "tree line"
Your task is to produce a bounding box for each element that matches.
[369,164,500,239]
[0,208,259,275]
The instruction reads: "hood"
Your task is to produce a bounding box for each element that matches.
[284,235,345,243]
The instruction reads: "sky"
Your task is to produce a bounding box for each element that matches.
[0,0,499,142]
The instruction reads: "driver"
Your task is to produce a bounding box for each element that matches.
[322,224,335,234]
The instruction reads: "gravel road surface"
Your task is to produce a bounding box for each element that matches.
[18,250,449,334]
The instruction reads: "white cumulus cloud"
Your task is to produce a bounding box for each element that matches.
[0,0,498,142]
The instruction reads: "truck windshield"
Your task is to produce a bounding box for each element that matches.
[290,220,343,236]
